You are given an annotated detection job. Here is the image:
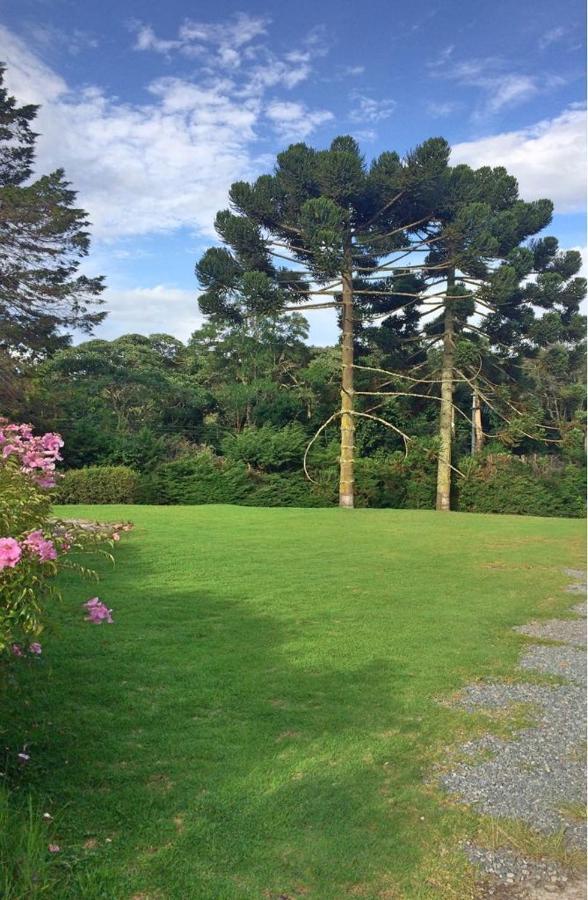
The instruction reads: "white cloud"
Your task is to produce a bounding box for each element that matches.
[484,74,539,114]
[428,47,564,118]
[266,100,333,139]
[26,23,99,56]
[350,92,396,123]
[178,13,268,49]
[128,13,323,92]
[0,23,334,242]
[94,285,204,342]
[131,23,182,55]
[130,13,268,64]
[539,26,567,50]
[342,65,365,77]
[426,100,460,118]
[451,106,587,213]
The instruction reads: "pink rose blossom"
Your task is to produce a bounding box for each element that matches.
[11,644,23,657]
[29,642,42,655]
[48,844,60,853]
[0,537,22,569]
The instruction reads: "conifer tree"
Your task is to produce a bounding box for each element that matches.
[196,135,449,507]
[0,65,105,363]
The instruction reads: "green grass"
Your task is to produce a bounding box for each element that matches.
[1,506,585,899]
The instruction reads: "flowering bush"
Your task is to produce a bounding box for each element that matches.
[0,419,130,657]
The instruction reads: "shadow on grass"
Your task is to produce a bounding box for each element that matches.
[1,544,450,899]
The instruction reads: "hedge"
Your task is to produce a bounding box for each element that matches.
[457,454,586,518]
[54,452,586,518]
[140,452,252,505]
[55,466,139,504]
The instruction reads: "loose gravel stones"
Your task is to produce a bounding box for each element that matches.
[514,619,586,647]
[438,569,587,891]
[462,844,569,887]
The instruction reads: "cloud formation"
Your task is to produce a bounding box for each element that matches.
[451,106,587,213]
[350,92,396,123]
[428,47,565,118]
[93,285,204,342]
[266,100,333,139]
[0,22,334,242]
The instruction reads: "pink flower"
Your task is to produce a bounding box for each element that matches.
[0,422,63,489]
[35,475,56,489]
[24,531,57,562]
[112,532,120,542]
[11,644,23,657]
[29,642,42,655]
[0,538,22,569]
[83,597,114,624]
[48,844,60,853]
[41,433,64,454]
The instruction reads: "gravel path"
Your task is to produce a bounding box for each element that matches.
[438,569,587,895]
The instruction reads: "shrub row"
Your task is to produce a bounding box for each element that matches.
[457,454,586,518]
[54,452,586,518]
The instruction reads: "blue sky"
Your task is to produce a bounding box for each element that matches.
[1,0,586,344]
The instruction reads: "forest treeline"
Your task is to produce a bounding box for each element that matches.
[11,320,587,516]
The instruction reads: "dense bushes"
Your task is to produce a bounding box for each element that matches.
[246,472,332,508]
[54,448,586,518]
[222,424,308,471]
[138,451,330,507]
[140,452,251,505]
[55,466,139,504]
[458,454,586,518]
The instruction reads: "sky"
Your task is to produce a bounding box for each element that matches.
[0,0,586,346]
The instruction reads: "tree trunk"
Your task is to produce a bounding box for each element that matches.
[436,271,455,511]
[339,239,355,508]
[471,387,484,454]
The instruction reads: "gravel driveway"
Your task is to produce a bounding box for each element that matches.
[438,569,587,898]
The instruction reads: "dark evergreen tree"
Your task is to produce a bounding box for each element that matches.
[387,165,558,508]
[0,65,105,371]
[195,134,450,507]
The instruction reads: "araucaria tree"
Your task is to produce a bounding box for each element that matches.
[415,166,556,509]
[196,135,449,507]
[0,66,105,366]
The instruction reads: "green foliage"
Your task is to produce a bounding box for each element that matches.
[0,462,57,652]
[142,451,252,505]
[0,68,105,364]
[0,460,52,537]
[352,441,438,509]
[222,424,308,471]
[55,466,139,504]
[458,454,586,518]
[246,472,332,508]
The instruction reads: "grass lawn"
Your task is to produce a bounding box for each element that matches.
[2,506,585,899]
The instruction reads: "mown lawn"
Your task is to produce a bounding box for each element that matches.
[2,506,585,898]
